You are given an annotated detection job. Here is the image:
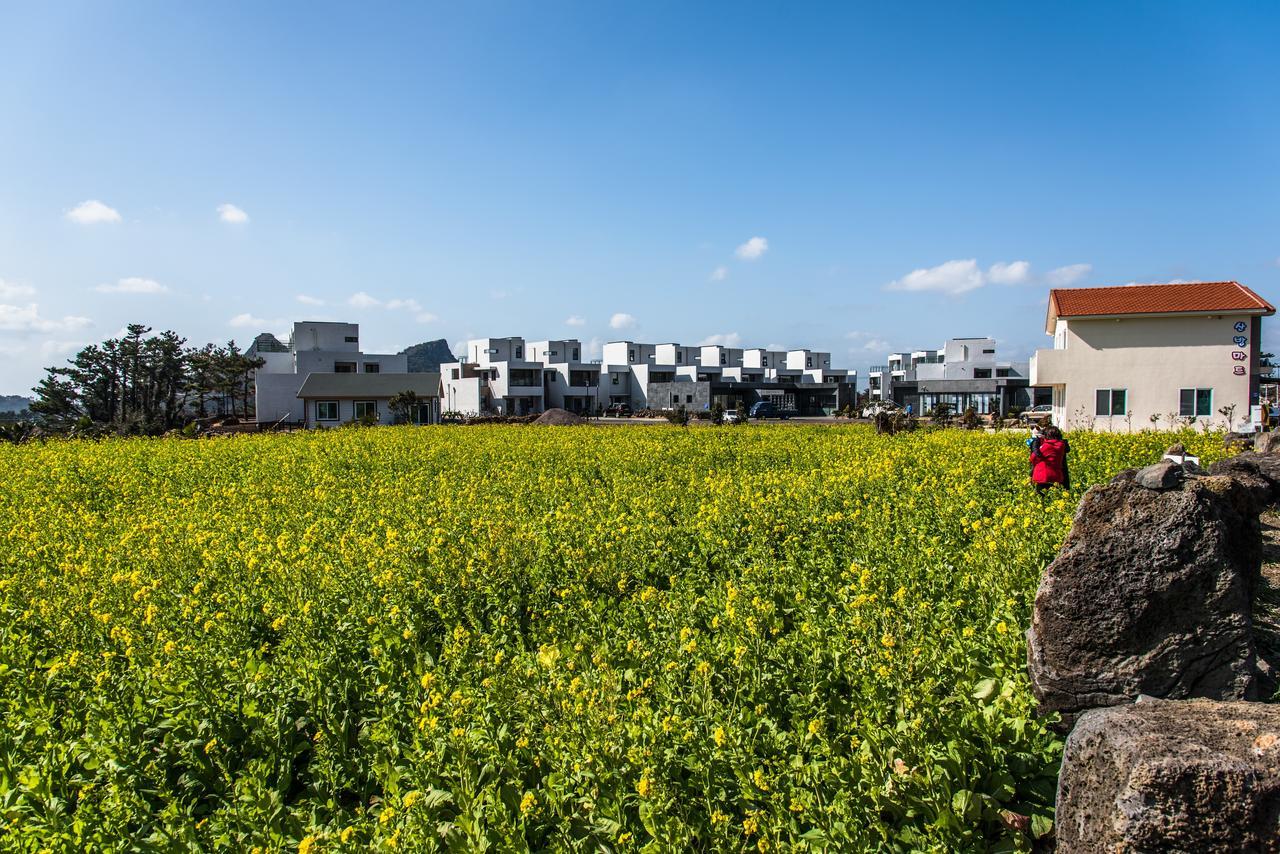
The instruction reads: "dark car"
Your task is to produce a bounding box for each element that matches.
[749,401,790,420]
[605,403,633,417]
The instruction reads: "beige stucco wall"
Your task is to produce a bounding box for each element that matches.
[1031,313,1258,431]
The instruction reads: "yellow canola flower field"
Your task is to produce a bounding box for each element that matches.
[0,425,1224,851]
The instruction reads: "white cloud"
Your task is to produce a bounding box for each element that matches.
[41,339,89,357]
[709,266,729,282]
[65,200,122,224]
[987,260,1031,285]
[346,292,436,322]
[886,259,986,295]
[0,279,36,299]
[0,304,92,334]
[565,315,586,327]
[610,312,636,330]
[296,294,326,306]
[229,313,268,328]
[846,330,891,351]
[735,236,769,261]
[348,291,381,308]
[385,297,423,313]
[699,332,742,347]
[94,276,168,295]
[217,203,249,224]
[586,337,604,360]
[1046,263,1092,286]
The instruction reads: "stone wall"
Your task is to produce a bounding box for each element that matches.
[1029,442,1280,850]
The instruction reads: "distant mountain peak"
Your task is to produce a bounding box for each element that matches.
[399,339,455,373]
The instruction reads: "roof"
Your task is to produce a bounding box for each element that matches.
[296,372,441,399]
[1046,281,1275,332]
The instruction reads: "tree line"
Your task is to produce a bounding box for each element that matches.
[30,324,265,434]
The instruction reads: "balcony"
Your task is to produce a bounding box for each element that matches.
[1029,349,1068,386]
[869,365,889,375]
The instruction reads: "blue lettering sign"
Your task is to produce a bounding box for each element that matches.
[1235,321,1248,332]
[1234,335,1249,347]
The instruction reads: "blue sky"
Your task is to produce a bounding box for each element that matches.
[2,1,1278,393]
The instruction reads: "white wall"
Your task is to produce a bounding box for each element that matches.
[1033,313,1258,430]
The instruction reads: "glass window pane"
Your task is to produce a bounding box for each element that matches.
[1197,389,1212,416]
[1179,389,1194,417]
[1096,389,1110,416]
[1112,389,1126,415]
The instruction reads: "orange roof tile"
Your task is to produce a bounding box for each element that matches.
[1047,281,1274,331]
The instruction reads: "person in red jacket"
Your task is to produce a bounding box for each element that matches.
[1030,425,1068,494]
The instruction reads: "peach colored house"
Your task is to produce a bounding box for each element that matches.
[1030,282,1275,431]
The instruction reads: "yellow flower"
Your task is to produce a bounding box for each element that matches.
[519,792,537,814]
[713,726,726,747]
[298,836,316,854]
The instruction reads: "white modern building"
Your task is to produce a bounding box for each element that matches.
[1030,281,1275,430]
[867,337,1032,415]
[441,335,857,416]
[251,321,414,424]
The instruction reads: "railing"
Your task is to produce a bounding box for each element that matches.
[869,366,890,374]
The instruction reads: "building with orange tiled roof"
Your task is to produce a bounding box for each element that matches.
[1030,281,1275,431]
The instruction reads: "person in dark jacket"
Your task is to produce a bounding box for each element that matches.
[1030,425,1068,494]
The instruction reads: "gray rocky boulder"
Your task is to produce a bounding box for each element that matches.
[1056,697,1280,853]
[1133,459,1185,490]
[1209,453,1279,507]
[1256,431,1280,455]
[1027,473,1259,729]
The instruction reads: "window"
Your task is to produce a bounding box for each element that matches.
[686,394,693,403]
[806,357,813,368]
[334,361,357,373]
[514,345,523,359]
[982,348,995,354]
[612,374,619,385]
[973,368,992,379]
[628,349,636,362]
[720,353,727,365]
[344,336,358,343]
[549,350,558,357]
[762,356,768,366]
[1095,388,1127,416]
[671,393,678,405]
[451,368,459,380]
[1179,388,1212,417]
[572,348,579,361]
[316,400,339,421]
[996,368,1010,378]
[364,363,380,373]
[353,400,377,420]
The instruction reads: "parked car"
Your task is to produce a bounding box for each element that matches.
[861,401,901,419]
[722,409,741,423]
[604,403,633,417]
[749,401,790,420]
[1020,404,1053,422]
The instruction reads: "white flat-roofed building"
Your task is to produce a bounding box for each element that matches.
[868,338,1029,415]
[442,336,545,416]
[252,321,408,424]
